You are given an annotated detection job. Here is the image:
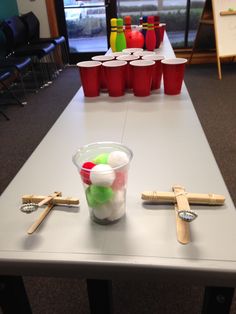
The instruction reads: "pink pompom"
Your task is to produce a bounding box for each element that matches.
[112,171,128,190]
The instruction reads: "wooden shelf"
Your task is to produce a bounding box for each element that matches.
[220,10,236,16]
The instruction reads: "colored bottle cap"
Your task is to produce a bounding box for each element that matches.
[124,16,131,25]
[117,18,124,26]
[147,16,154,24]
[142,16,148,22]
[111,18,117,26]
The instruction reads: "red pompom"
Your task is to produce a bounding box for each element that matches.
[125,30,144,48]
[80,162,96,185]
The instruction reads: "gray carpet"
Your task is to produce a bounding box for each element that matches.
[184,62,236,206]
[0,66,81,195]
[1,64,236,313]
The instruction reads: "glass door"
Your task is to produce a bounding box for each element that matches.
[55,0,116,63]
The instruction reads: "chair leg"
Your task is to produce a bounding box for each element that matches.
[18,72,28,105]
[0,109,10,120]
[30,62,40,92]
[0,81,24,107]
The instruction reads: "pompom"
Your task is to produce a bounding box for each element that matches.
[108,151,129,168]
[90,164,115,187]
[93,205,111,220]
[112,170,128,190]
[93,153,109,164]
[89,185,114,204]
[80,161,96,185]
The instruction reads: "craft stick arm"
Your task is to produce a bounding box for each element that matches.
[38,191,62,207]
[141,191,225,205]
[22,195,79,205]
[175,205,190,245]
[27,204,54,235]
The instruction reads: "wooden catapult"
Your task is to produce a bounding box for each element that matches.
[21,192,79,235]
[141,185,225,245]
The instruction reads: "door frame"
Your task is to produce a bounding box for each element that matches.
[51,0,117,63]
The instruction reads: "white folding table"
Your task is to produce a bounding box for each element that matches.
[0,34,235,313]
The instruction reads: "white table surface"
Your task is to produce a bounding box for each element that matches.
[0,34,235,286]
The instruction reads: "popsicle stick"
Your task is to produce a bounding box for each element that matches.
[37,191,62,207]
[141,191,225,205]
[22,195,79,206]
[175,205,190,244]
[173,185,192,244]
[173,185,191,210]
[27,203,54,235]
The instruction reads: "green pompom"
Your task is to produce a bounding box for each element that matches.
[93,153,109,164]
[86,187,100,208]
[90,185,114,204]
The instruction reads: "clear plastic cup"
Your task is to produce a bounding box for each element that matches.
[72,142,133,225]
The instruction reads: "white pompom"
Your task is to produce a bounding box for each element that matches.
[108,151,129,168]
[108,190,126,221]
[90,164,115,187]
[108,203,126,221]
[93,206,111,220]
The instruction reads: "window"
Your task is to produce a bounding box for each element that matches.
[117,0,205,48]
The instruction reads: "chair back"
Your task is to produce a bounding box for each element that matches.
[20,12,40,41]
[1,16,28,53]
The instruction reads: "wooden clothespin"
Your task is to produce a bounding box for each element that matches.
[21,193,80,235]
[141,185,225,245]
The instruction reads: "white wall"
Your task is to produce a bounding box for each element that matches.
[16,0,50,37]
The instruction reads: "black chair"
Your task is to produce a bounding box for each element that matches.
[1,16,56,87]
[0,56,39,100]
[0,69,24,120]
[20,11,69,68]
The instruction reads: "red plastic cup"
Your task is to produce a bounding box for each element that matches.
[122,48,143,54]
[130,60,155,97]
[117,54,139,89]
[92,55,115,90]
[77,61,102,97]
[109,52,130,59]
[102,60,127,97]
[133,51,156,59]
[142,54,165,90]
[161,58,187,95]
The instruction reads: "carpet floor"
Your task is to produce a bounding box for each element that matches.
[0,63,236,314]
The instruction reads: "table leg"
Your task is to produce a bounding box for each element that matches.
[0,276,32,314]
[202,286,234,314]
[87,279,113,314]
